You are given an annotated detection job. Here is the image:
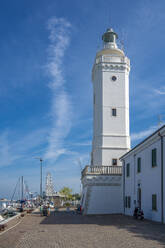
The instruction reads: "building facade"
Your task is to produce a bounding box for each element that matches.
[81,28,130,214]
[120,125,165,223]
[45,172,54,197]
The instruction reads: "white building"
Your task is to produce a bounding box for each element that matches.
[120,125,165,223]
[81,28,130,214]
[45,172,55,197]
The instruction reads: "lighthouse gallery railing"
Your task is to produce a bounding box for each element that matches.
[81,165,122,177]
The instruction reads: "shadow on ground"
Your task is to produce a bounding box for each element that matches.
[40,210,165,246]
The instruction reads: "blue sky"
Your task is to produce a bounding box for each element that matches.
[0,0,165,198]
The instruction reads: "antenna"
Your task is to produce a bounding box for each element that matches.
[108,9,111,28]
[120,40,124,51]
[119,28,125,52]
[76,158,83,171]
[105,4,112,29]
[158,114,163,127]
[96,40,100,52]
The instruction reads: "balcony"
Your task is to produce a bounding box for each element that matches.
[81,165,122,178]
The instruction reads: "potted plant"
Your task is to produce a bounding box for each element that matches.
[65,202,70,211]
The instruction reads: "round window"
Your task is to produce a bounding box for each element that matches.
[111,76,117,81]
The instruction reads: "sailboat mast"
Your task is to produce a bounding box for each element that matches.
[21,176,24,200]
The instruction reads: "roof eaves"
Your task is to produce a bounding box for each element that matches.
[120,124,165,160]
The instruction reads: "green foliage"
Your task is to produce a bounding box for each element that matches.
[59,187,81,201]
[59,187,73,200]
[72,193,81,201]
[65,202,71,207]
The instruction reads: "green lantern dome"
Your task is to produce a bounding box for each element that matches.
[96,28,124,57]
[102,28,118,43]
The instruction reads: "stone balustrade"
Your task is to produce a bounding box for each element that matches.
[81,165,122,178]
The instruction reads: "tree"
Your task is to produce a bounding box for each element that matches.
[59,187,73,200]
[72,193,81,201]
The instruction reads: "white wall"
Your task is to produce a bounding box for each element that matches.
[163,137,165,223]
[81,186,88,210]
[87,185,122,214]
[81,174,123,215]
[92,52,130,166]
[123,135,165,223]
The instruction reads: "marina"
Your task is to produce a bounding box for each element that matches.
[0,176,37,225]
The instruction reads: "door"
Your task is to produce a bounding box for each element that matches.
[138,187,141,209]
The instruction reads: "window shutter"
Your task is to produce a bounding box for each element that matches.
[125,196,128,208]
[137,157,141,173]
[112,108,117,116]
[152,149,157,167]
[152,194,157,210]
[126,163,130,177]
[128,196,131,208]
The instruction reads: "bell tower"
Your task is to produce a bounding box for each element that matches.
[91,28,130,166]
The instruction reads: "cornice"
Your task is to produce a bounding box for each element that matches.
[82,174,122,187]
[93,146,129,150]
[120,125,165,160]
[83,183,121,187]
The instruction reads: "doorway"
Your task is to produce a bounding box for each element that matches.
[137,187,141,209]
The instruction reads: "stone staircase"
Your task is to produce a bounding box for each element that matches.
[83,187,92,215]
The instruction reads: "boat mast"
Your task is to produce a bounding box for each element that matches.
[21,176,24,200]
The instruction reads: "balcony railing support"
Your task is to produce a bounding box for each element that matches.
[81,165,122,178]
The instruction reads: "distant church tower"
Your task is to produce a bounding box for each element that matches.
[91,28,130,166]
[81,28,131,215]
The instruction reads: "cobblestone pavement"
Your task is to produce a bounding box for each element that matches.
[0,209,165,248]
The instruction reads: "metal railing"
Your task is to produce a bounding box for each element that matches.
[95,55,130,66]
[81,165,122,177]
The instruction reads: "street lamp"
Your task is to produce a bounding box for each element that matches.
[76,158,83,195]
[35,157,43,199]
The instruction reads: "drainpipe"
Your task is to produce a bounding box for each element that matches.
[158,132,164,224]
[133,154,136,195]
[123,160,125,214]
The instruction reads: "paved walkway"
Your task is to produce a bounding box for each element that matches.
[0,209,165,248]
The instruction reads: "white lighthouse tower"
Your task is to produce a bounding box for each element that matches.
[92,28,130,166]
[81,28,130,214]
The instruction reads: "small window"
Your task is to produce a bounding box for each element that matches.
[94,94,96,105]
[128,196,131,208]
[112,108,117,116]
[125,196,128,208]
[126,163,130,177]
[112,158,117,166]
[111,75,117,81]
[137,157,141,173]
[152,194,157,211]
[152,148,157,167]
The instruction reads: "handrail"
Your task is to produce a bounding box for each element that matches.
[82,165,122,177]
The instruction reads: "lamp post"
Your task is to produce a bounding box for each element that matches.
[76,158,83,195]
[35,157,43,199]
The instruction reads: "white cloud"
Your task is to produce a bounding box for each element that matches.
[0,128,48,168]
[46,17,71,89]
[71,140,92,147]
[153,87,165,95]
[73,153,91,169]
[131,125,160,142]
[44,17,73,163]
[0,131,19,167]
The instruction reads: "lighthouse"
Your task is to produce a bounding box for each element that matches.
[91,28,130,167]
[81,28,130,215]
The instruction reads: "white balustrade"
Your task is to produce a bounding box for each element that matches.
[82,165,122,177]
